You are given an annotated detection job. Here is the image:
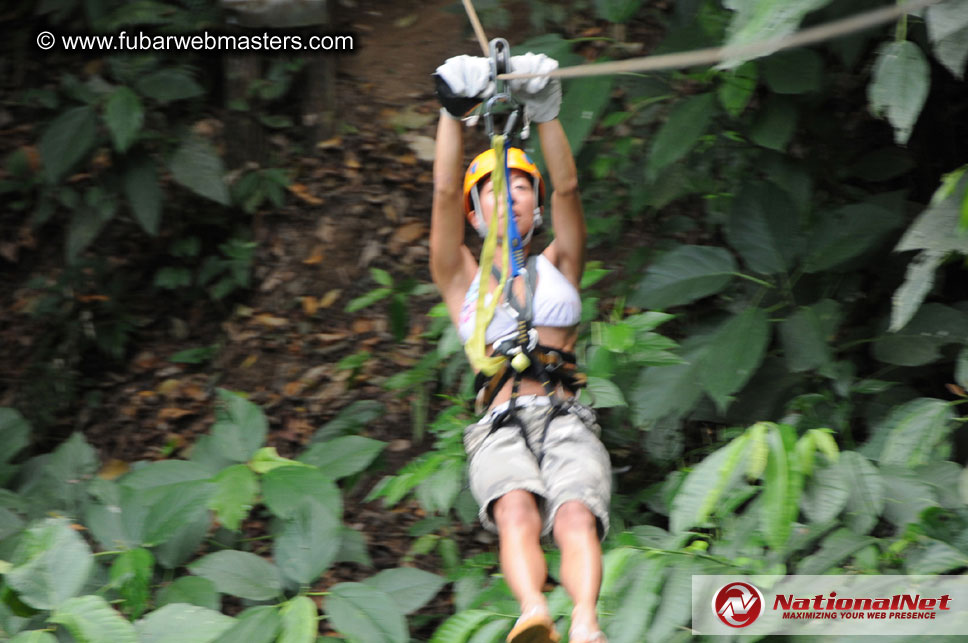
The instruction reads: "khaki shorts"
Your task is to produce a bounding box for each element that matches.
[463,396,611,539]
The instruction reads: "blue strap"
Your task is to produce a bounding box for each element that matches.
[503,144,526,276]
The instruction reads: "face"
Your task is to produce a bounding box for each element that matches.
[475,169,537,238]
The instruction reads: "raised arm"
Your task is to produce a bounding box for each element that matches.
[508,53,585,287]
[538,119,585,287]
[429,111,469,295]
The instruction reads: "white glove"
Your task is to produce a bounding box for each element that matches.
[434,55,493,117]
[509,53,561,123]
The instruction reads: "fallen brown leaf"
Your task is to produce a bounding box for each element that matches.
[158,407,197,420]
[289,182,324,205]
[301,296,319,316]
[319,289,342,308]
[98,458,131,480]
[255,313,289,328]
[303,245,325,265]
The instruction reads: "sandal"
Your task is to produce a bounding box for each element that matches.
[568,624,608,643]
[506,605,561,643]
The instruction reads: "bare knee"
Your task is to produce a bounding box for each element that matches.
[552,501,596,540]
[492,489,542,533]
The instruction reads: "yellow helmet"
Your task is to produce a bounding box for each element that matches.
[462,147,545,219]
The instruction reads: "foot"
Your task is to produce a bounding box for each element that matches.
[568,624,607,643]
[506,604,561,643]
[568,605,605,643]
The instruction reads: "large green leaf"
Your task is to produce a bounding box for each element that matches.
[889,249,945,332]
[838,452,884,535]
[646,93,716,178]
[429,610,497,643]
[749,95,797,151]
[66,190,118,264]
[726,182,799,274]
[879,465,940,528]
[800,461,849,524]
[669,435,749,533]
[273,502,342,585]
[6,518,93,610]
[9,632,58,643]
[261,465,342,519]
[760,425,801,550]
[123,154,162,236]
[926,0,968,44]
[956,346,968,389]
[580,376,627,408]
[104,86,143,153]
[698,307,770,412]
[906,539,968,574]
[559,74,615,159]
[312,400,386,443]
[415,458,463,515]
[721,0,833,66]
[188,550,282,601]
[630,245,737,310]
[135,68,206,103]
[278,596,317,643]
[298,436,386,479]
[168,135,230,205]
[873,303,968,366]
[868,40,930,145]
[630,361,703,429]
[363,568,446,615]
[109,547,154,618]
[779,301,839,372]
[0,408,31,464]
[212,606,280,643]
[209,464,258,531]
[795,527,874,574]
[136,604,235,643]
[803,202,903,273]
[324,582,408,643]
[50,595,138,643]
[762,48,823,94]
[140,479,215,547]
[211,389,268,462]
[153,504,212,569]
[895,173,968,255]
[121,460,212,489]
[931,24,968,79]
[863,397,954,466]
[40,105,98,183]
[717,61,758,117]
[155,576,219,611]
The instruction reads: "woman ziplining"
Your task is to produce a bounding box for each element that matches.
[430,46,611,643]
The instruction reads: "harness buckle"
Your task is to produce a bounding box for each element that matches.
[492,327,539,357]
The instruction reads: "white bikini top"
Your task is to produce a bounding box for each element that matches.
[458,254,581,344]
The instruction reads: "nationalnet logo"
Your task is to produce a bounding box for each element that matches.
[693,575,968,636]
[712,581,764,627]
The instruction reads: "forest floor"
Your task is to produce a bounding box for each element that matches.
[0,0,661,635]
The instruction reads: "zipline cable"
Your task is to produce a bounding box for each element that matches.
[462,0,491,56]
[481,0,942,80]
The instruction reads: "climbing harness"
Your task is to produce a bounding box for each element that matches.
[462,39,589,463]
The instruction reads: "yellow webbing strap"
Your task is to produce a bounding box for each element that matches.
[464,134,512,376]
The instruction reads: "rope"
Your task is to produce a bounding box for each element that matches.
[461,0,490,56]
[494,0,941,80]
[465,134,514,376]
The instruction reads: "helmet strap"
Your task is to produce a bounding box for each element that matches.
[470,186,488,237]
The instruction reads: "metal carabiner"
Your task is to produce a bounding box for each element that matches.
[483,37,522,139]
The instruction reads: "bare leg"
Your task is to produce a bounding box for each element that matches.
[553,501,604,643]
[493,489,548,613]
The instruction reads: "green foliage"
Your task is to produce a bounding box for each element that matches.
[0,392,445,641]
